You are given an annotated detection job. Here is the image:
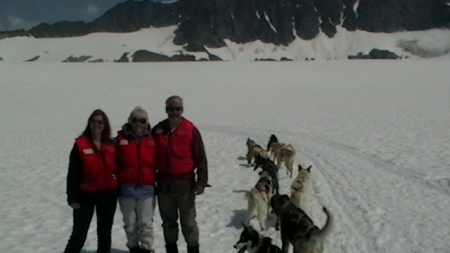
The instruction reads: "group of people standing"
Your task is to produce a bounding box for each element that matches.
[63,95,209,253]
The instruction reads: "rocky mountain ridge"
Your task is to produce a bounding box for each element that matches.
[1,0,450,61]
[1,0,449,46]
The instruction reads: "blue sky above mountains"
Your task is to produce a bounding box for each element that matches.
[0,0,181,31]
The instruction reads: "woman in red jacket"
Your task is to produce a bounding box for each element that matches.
[116,106,157,253]
[64,109,118,253]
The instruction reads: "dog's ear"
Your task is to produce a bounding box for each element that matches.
[261,237,273,245]
[281,194,290,201]
[307,165,312,173]
[269,194,277,202]
[247,225,258,235]
[298,164,303,172]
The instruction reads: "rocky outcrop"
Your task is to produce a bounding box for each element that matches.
[131,50,196,61]
[25,56,40,62]
[207,53,222,61]
[348,49,400,59]
[89,59,104,62]
[115,53,130,62]
[63,55,93,62]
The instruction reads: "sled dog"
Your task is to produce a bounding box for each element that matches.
[253,155,279,194]
[246,138,267,165]
[247,171,273,231]
[275,144,296,177]
[290,165,313,217]
[270,194,333,253]
[266,134,280,160]
[296,207,333,253]
[234,223,282,253]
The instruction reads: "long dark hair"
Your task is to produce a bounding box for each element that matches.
[81,109,112,143]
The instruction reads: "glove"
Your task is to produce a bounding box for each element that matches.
[69,202,81,210]
[193,185,205,195]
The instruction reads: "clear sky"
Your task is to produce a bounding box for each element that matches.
[0,0,180,31]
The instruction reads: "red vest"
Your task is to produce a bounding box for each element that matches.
[154,119,196,175]
[76,136,118,193]
[116,130,156,185]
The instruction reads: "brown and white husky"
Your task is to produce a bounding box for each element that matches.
[275,143,296,177]
[247,171,273,231]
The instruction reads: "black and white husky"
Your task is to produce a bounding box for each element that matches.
[234,224,282,253]
[253,155,279,194]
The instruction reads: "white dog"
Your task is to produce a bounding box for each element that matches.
[290,164,313,217]
[275,143,296,177]
[247,171,273,231]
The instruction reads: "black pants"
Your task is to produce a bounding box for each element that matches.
[64,193,117,253]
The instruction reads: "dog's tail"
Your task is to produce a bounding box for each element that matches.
[312,206,334,240]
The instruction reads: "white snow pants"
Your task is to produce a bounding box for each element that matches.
[118,196,156,250]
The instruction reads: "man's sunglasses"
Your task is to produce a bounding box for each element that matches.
[166,106,183,112]
[132,118,147,124]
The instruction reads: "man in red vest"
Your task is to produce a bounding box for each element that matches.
[152,95,210,253]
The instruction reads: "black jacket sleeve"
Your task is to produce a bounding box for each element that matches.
[193,127,210,188]
[66,143,82,204]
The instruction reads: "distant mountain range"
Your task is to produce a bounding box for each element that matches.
[1,0,450,61]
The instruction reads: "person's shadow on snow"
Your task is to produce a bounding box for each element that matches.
[228,189,250,229]
[82,249,128,253]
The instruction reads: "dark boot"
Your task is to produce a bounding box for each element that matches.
[128,247,140,253]
[187,245,199,253]
[165,243,178,253]
[140,249,155,253]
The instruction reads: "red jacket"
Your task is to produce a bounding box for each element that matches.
[76,136,118,193]
[116,130,156,185]
[153,118,196,175]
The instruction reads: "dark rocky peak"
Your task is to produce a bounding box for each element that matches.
[175,0,305,48]
[0,0,187,39]
[173,0,450,49]
[90,0,186,32]
[29,21,90,38]
[173,0,349,48]
[356,0,450,32]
